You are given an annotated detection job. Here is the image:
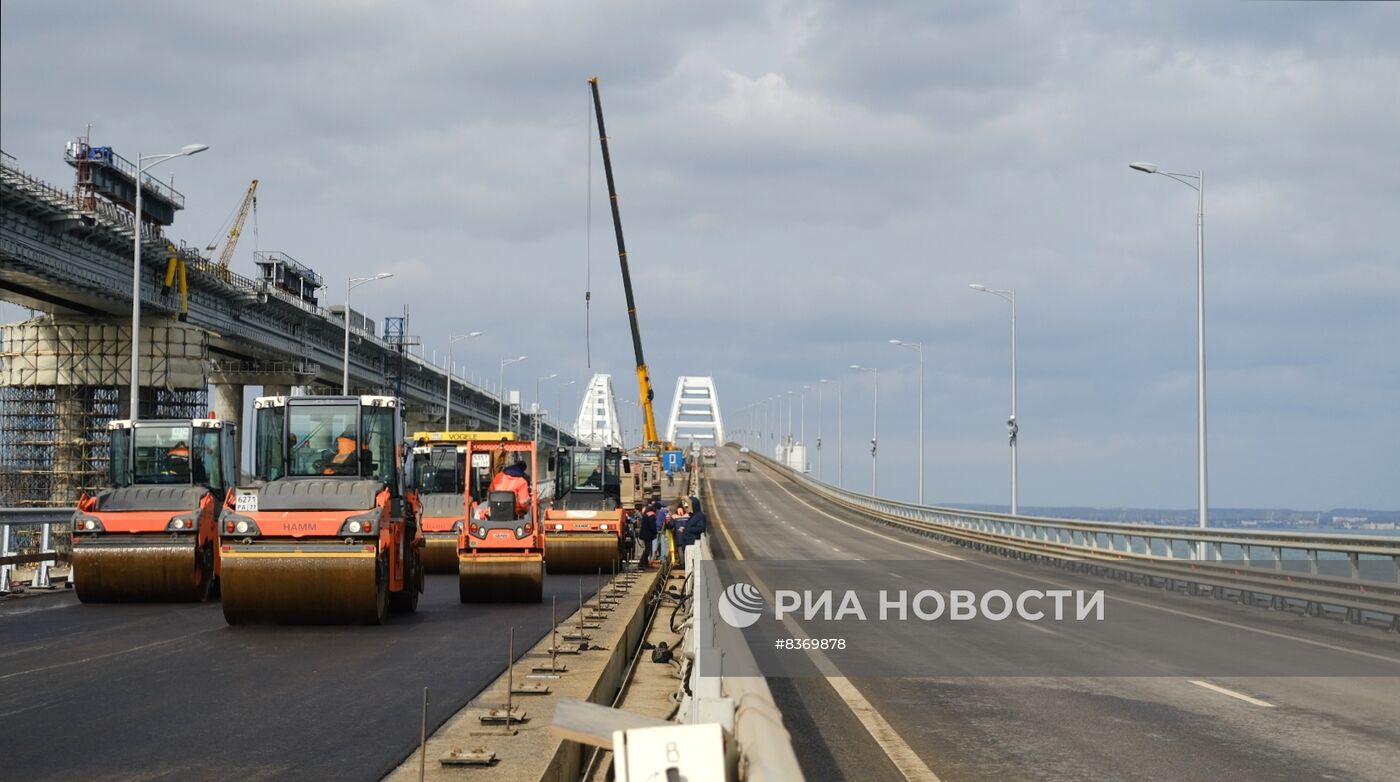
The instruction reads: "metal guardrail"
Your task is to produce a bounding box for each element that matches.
[674,462,804,781]
[744,449,1400,627]
[0,507,71,593]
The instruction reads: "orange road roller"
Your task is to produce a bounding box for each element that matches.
[71,418,238,603]
[543,445,625,575]
[218,395,423,625]
[458,438,545,603]
[411,431,517,574]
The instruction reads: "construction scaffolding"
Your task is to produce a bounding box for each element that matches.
[0,316,208,506]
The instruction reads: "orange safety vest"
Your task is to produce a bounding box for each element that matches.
[489,471,530,516]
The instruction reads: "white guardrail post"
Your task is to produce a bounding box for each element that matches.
[0,523,13,593]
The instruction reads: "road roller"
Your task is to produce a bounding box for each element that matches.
[218,394,423,625]
[458,438,545,603]
[543,445,626,574]
[71,418,238,603]
[411,431,521,573]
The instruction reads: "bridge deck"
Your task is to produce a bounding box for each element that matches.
[0,574,596,781]
[705,450,1400,782]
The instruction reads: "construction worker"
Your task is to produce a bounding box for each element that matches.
[325,430,362,476]
[164,441,191,479]
[489,459,531,518]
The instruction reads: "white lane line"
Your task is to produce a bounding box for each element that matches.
[707,481,942,782]
[0,631,218,682]
[1019,620,1062,637]
[1189,680,1276,708]
[748,463,1400,669]
[888,571,906,579]
[832,547,842,553]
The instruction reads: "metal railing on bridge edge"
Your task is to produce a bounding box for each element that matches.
[736,446,1400,630]
[0,508,71,594]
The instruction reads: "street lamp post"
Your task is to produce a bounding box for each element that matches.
[851,365,878,496]
[969,284,1018,515]
[555,380,577,446]
[1131,161,1208,553]
[128,144,208,420]
[497,355,528,430]
[342,272,394,394]
[534,373,558,443]
[889,339,925,505]
[816,380,827,481]
[445,331,483,431]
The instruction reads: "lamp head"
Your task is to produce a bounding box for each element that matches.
[1129,162,1159,174]
[375,272,393,280]
[468,330,483,337]
[179,144,209,156]
[849,364,861,370]
[969,284,987,291]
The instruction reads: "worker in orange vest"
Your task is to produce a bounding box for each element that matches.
[489,460,531,518]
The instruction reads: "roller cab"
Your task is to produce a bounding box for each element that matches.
[458,439,545,603]
[218,395,423,625]
[72,418,237,603]
[544,445,626,575]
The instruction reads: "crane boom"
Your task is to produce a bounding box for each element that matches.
[590,77,661,447]
[215,179,258,268]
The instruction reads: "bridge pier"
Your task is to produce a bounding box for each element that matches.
[0,316,206,505]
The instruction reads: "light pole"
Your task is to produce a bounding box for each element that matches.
[889,339,925,505]
[534,373,558,442]
[444,331,483,431]
[128,144,208,420]
[497,355,528,430]
[969,284,1017,515]
[554,379,577,446]
[816,380,827,481]
[342,272,394,394]
[851,365,878,496]
[1131,161,1208,552]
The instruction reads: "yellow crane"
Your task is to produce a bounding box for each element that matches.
[207,179,259,272]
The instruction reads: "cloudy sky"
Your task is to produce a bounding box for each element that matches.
[3,1,1397,511]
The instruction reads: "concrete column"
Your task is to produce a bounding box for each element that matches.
[213,383,245,477]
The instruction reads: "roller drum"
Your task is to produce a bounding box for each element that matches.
[545,535,621,575]
[221,551,386,625]
[458,556,543,603]
[72,538,212,603]
[421,534,460,574]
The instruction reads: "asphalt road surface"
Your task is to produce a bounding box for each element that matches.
[0,572,598,781]
[705,448,1400,782]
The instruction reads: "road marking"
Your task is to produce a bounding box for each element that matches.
[707,482,941,782]
[747,461,1400,669]
[1189,680,1276,708]
[888,571,906,579]
[0,631,218,682]
[1019,620,1062,637]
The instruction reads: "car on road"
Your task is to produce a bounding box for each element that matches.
[736,459,751,472]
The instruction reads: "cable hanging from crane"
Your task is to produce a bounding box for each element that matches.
[586,89,594,369]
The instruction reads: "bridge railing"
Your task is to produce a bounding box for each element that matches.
[740,447,1400,626]
[0,508,70,593]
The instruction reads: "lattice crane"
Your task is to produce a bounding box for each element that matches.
[208,179,258,269]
